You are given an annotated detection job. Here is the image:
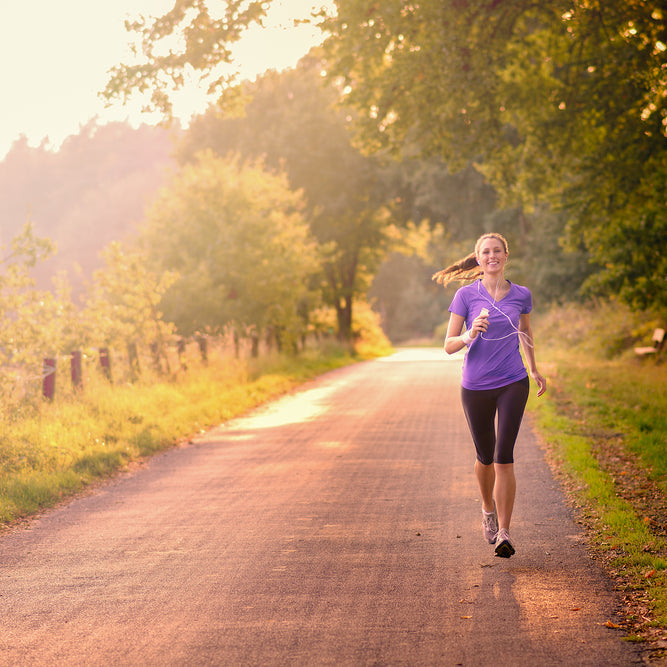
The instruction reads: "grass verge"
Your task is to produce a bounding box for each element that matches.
[0,342,388,529]
[528,344,667,653]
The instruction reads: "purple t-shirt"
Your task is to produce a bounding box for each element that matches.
[448,280,532,390]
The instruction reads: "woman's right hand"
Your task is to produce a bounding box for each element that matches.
[469,311,489,339]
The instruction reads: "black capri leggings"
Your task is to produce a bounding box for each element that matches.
[460,376,530,465]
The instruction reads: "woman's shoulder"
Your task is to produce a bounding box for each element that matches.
[449,280,479,312]
[457,280,480,295]
[509,281,533,309]
[509,281,532,297]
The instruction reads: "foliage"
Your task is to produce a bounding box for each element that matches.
[0,222,57,369]
[368,222,452,341]
[83,242,178,358]
[178,60,396,341]
[140,151,319,344]
[103,1,273,115]
[383,158,497,239]
[0,226,181,408]
[577,156,667,311]
[321,1,667,313]
[535,299,663,359]
[0,342,365,526]
[349,300,393,356]
[0,121,174,296]
[104,7,511,338]
[510,205,593,306]
[101,0,633,321]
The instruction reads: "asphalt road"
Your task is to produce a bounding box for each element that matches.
[0,349,644,666]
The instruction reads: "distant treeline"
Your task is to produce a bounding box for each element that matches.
[0,62,596,349]
[0,121,176,295]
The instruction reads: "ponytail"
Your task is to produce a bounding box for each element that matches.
[432,232,509,287]
[432,253,482,286]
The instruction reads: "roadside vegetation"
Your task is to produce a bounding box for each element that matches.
[0,332,392,529]
[529,302,667,652]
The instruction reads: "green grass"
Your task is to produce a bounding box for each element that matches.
[528,316,667,644]
[0,341,386,527]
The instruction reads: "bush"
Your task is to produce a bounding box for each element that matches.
[534,300,663,359]
[352,301,394,357]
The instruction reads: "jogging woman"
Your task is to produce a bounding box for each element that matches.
[433,233,547,558]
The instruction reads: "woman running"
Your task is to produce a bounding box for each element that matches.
[433,232,547,558]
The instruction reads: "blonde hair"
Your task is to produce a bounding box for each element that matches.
[432,233,509,286]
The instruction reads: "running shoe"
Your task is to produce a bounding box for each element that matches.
[494,528,515,558]
[482,505,499,544]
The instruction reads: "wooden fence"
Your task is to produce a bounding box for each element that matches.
[40,336,211,400]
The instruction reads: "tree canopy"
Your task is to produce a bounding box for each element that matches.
[178,59,394,339]
[0,121,174,295]
[140,151,319,344]
[321,1,666,309]
[105,1,667,314]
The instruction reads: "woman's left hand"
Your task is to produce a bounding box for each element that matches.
[531,371,547,397]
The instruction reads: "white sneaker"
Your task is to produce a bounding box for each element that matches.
[494,528,515,558]
[482,505,499,544]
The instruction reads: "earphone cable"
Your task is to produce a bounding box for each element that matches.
[476,279,534,349]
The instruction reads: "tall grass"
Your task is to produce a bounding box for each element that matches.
[0,339,384,527]
[530,302,667,640]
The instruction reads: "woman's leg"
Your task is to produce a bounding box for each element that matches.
[462,386,499,540]
[494,463,515,530]
[494,377,529,531]
[461,386,497,469]
[474,460,496,513]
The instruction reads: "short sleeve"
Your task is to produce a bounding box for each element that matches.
[448,286,469,318]
[521,286,533,314]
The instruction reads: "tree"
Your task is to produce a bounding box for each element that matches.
[103,1,275,116]
[114,3,667,315]
[178,59,394,340]
[140,151,319,347]
[0,222,58,369]
[319,1,667,311]
[0,121,175,296]
[84,242,177,373]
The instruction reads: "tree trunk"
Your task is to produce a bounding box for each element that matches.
[336,295,353,342]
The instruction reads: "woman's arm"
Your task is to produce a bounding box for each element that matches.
[519,313,547,396]
[444,311,488,355]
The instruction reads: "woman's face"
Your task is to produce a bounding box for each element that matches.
[476,237,508,274]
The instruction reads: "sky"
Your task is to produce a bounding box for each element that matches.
[0,1,331,158]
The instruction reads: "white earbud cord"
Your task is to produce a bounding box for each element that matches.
[477,279,534,349]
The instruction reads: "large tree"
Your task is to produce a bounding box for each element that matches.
[320,1,667,309]
[104,1,666,311]
[140,151,319,345]
[178,59,393,339]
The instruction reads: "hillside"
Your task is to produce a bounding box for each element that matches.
[0,120,177,295]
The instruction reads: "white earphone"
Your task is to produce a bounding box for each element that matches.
[476,279,534,349]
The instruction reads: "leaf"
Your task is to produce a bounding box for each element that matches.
[604,620,621,629]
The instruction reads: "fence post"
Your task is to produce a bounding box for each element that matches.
[177,338,187,371]
[99,347,112,382]
[251,331,259,358]
[197,335,208,363]
[71,350,83,390]
[127,342,140,380]
[42,358,56,400]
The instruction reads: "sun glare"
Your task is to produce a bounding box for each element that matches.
[0,0,334,158]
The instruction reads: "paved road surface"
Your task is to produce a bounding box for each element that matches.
[0,349,643,665]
